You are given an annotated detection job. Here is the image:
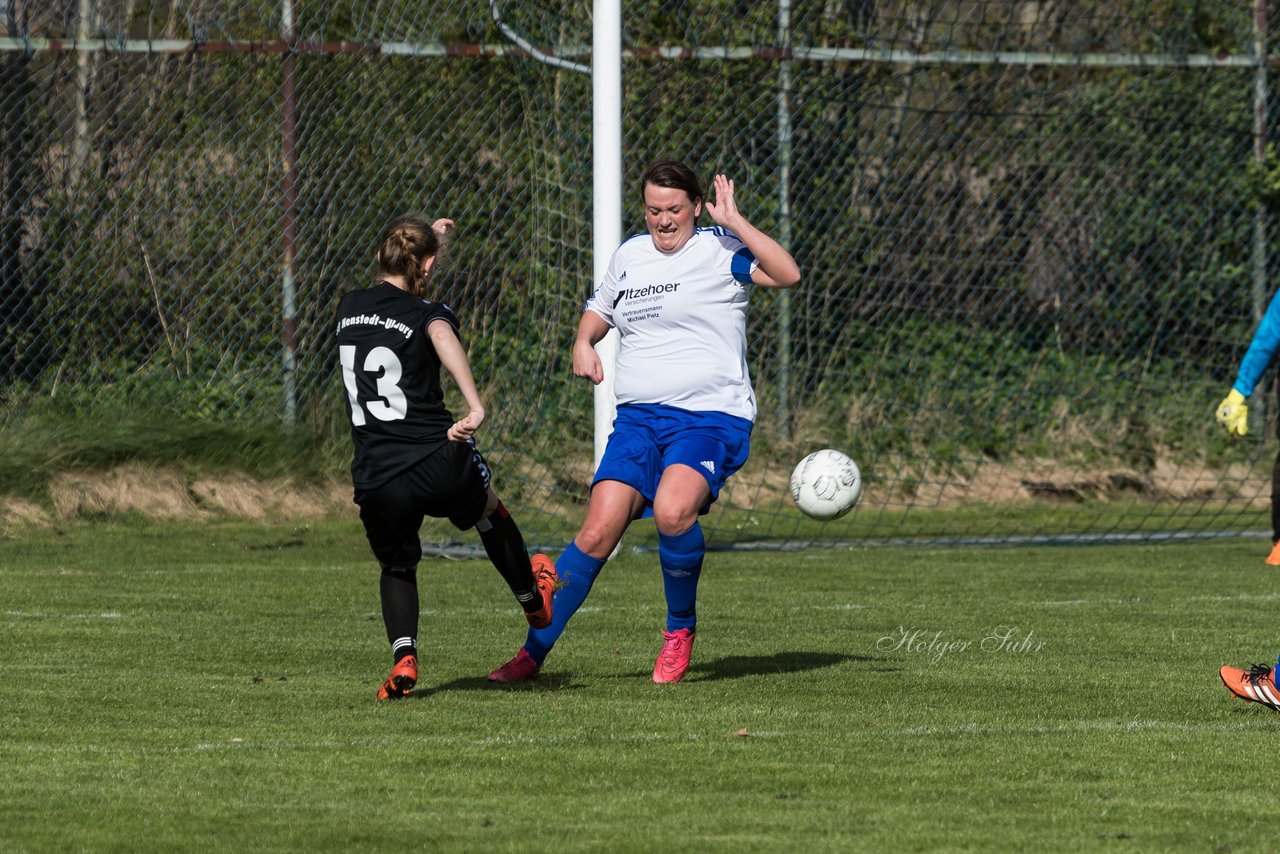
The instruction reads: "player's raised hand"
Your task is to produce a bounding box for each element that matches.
[1216,389,1249,437]
[704,174,741,227]
[447,407,484,441]
[431,218,455,237]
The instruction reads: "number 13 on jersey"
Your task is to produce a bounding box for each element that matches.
[340,345,408,426]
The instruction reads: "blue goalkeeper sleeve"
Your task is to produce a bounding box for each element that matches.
[1234,289,1280,396]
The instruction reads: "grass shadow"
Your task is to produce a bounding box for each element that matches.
[422,652,889,692]
[691,651,884,682]
[426,671,584,693]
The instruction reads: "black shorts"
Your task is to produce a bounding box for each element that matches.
[354,440,492,568]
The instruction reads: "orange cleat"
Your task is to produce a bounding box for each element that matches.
[1220,663,1280,712]
[524,553,558,629]
[376,655,418,700]
[1266,541,1280,566]
[488,648,540,683]
[652,628,696,684]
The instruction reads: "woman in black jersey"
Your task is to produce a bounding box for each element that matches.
[334,215,557,700]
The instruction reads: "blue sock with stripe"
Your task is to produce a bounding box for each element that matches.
[659,523,704,633]
[523,541,607,665]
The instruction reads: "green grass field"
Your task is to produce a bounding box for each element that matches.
[2,519,1277,851]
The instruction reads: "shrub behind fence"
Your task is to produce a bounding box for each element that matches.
[2,1,1277,547]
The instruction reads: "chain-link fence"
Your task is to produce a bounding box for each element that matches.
[2,1,1278,548]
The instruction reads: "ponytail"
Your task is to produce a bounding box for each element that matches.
[375,216,440,297]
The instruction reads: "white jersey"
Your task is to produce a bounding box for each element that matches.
[585,226,759,421]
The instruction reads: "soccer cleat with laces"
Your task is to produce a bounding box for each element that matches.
[525,553,558,629]
[1266,541,1280,566]
[488,647,540,683]
[1220,663,1280,711]
[376,655,418,700]
[652,628,696,684]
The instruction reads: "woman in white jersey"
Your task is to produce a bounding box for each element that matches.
[489,160,801,685]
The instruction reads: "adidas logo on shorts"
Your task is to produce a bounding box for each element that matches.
[700,460,716,474]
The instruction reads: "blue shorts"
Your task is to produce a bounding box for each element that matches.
[593,403,752,513]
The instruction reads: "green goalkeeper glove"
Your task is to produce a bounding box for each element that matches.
[1216,389,1249,437]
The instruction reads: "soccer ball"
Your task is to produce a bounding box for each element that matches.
[790,449,861,521]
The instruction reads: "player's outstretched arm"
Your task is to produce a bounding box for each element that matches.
[428,318,486,441]
[703,173,800,289]
[1219,289,1280,438]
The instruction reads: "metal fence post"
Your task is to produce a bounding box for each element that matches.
[281,0,298,426]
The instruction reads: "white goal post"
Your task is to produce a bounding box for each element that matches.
[592,0,622,472]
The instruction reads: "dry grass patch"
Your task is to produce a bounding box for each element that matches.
[0,497,52,537]
[51,464,203,520]
[191,474,352,521]
[45,463,354,522]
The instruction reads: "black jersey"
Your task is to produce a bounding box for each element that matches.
[335,282,461,489]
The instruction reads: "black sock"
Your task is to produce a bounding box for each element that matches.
[380,565,419,662]
[475,502,538,612]
[1271,447,1280,542]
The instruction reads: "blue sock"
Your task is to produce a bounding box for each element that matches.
[659,523,704,633]
[524,542,606,665]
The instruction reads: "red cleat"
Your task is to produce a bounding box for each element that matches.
[488,648,540,683]
[376,656,418,700]
[1266,541,1280,566]
[1220,663,1280,711]
[652,628,696,684]
[525,553,558,629]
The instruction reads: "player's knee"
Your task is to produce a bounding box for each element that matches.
[380,563,418,580]
[476,491,504,524]
[653,505,697,537]
[573,523,618,558]
[474,498,509,532]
